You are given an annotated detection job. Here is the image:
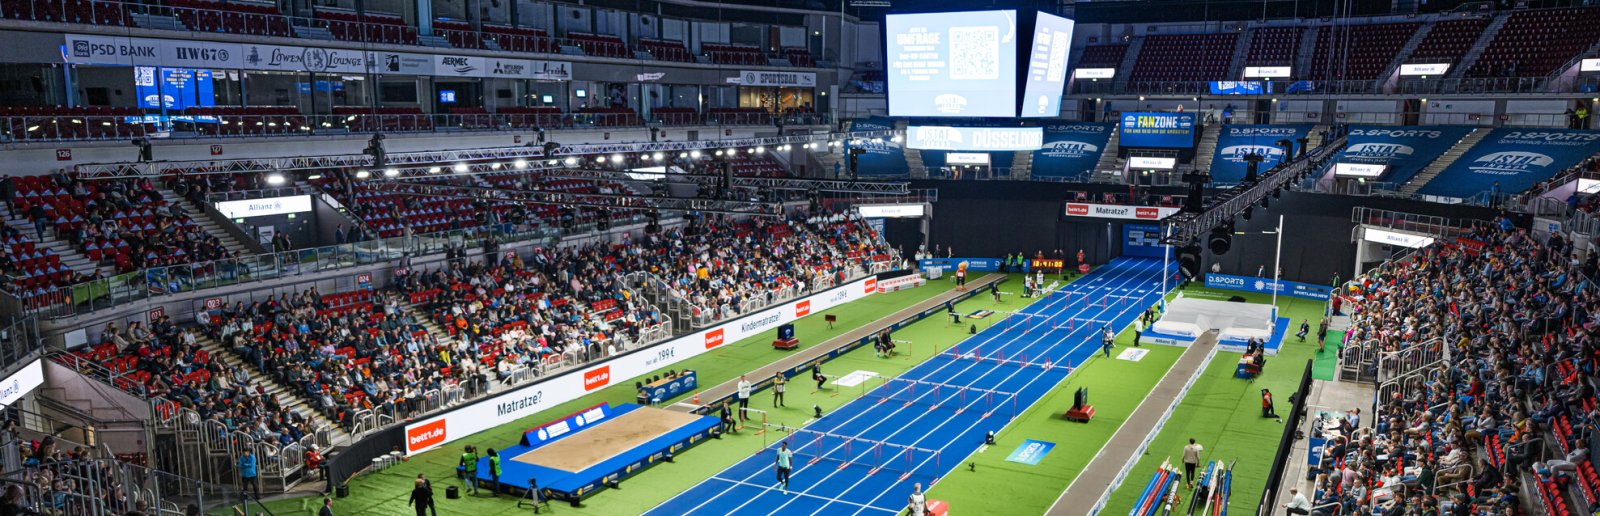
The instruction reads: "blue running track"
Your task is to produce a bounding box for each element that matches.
[643,258,1176,516]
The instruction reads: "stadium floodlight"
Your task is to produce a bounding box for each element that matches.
[266,174,285,185]
[355,170,370,179]
[756,146,765,154]
[384,168,399,177]
[597,156,607,163]
[429,166,441,174]
[491,162,502,169]
[453,163,468,172]
[653,152,664,161]
[565,157,578,165]
[514,159,528,169]
[691,150,702,158]
[612,153,624,163]
[714,150,723,157]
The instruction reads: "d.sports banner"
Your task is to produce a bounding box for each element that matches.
[1204,273,1333,300]
[849,116,909,177]
[1417,129,1600,199]
[1335,126,1474,184]
[1209,124,1314,183]
[1031,123,1114,179]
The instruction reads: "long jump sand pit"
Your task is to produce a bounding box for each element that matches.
[512,406,705,473]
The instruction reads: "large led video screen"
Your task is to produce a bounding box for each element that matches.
[886,10,1018,117]
[1020,12,1075,118]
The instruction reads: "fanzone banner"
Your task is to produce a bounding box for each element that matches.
[850,117,909,176]
[1119,112,1196,148]
[403,277,879,454]
[1417,129,1600,199]
[1335,126,1473,184]
[1064,203,1178,221]
[1031,123,1114,179]
[1203,273,1332,300]
[1209,124,1314,183]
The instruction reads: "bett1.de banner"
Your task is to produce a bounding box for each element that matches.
[1031,123,1114,179]
[850,116,909,177]
[1335,126,1474,184]
[1209,124,1314,183]
[402,277,879,455]
[1417,129,1600,199]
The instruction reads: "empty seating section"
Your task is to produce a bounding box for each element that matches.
[1308,22,1420,80]
[708,107,771,125]
[182,107,306,136]
[0,0,127,24]
[3,106,155,140]
[316,10,418,45]
[499,107,565,128]
[433,20,484,50]
[3,213,70,301]
[705,44,767,66]
[339,189,480,238]
[167,0,286,36]
[641,39,694,63]
[1244,26,1304,67]
[1075,44,1129,69]
[576,107,639,127]
[449,107,498,130]
[1406,18,1490,66]
[483,25,555,53]
[568,32,629,58]
[651,107,701,126]
[784,47,815,67]
[332,107,433,132]
[1129,33,1239,82]
[726,155,786,177]
[1467,7,1600,77]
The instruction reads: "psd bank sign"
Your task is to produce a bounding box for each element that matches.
[1468,151,1553,176]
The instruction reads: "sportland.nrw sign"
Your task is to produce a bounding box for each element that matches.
[403,276,878,454]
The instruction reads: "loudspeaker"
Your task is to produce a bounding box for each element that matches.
[446,486,460,499]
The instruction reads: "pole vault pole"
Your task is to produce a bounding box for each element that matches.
[1272,214,1283,309]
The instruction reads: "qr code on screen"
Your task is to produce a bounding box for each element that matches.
[949,26,1000,80]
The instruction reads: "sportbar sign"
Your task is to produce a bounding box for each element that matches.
[738,71,817,87]
[402,277,879,455]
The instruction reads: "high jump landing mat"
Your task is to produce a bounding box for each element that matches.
[468,403,719,505]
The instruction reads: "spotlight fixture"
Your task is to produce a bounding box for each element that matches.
[490,162,502,169]
[265,174,285,185]
[653,152,664,161]
[755,146,765,154]
[384,168,398,177]
[597,156,607,163]
[453,163,468,173]
[514,159,528,169]
[691,150,701,158]
[355,170,370,179]
[428,167,441,174]
[565,157,578,165]
[612,153,624,163]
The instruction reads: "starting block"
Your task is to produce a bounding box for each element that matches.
[1064,405,1096,423]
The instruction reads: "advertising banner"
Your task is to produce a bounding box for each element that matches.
[403,277,879,454]
[1031,123,1114,179]
[1418,129,1600,199]
[1005,440,1056,465]
[1063,203,1179,221]
[1203,273,1332,300]
[643,371,697,404]
[1119,112,1196,148]
[65,34,570,80]
[1335,126,1474,184]
[519,403,611,447]
[905,126,1043,151]
[1020,12,1075,118]
[1123,224,1167,259]
[0,360,44,408]
[850,117,909,176]
[1209,124,1314,183]
[738,71,817,87]
[918,258,1011,272]
[1209,81,1270,95]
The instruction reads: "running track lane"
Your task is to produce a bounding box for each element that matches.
[642,258,1176,516]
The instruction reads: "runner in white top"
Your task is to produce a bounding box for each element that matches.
[908,483,927,516]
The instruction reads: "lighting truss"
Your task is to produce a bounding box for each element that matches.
[543,168,910,194]
[362,180,783,217]
[1160,135,1347,245]
[72,130,903,178]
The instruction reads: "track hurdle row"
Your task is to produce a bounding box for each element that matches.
[861,375,1021,419]
[946,344,1075,373]
[761,424,942,481]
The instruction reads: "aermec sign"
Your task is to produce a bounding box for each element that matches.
[1063,203,1177,220]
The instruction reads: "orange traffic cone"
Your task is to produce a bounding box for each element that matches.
[692,391,699,404]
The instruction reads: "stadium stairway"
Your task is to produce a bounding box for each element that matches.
[1376,22,1435,91]
[1112,37,1144,84]
[1226,29,1256,79]
[1093,125,1124,179]
[1195,124,1222,172]
[3,212,97,277]
[158,188,252,257]
[1446,14,1510,80]
[1294,27,1320,75]
[1399,128,1488,195]
[1307,124,1330,150]
[191,333,354,447]
[1012,150,1033,180]
[906,148,926,177]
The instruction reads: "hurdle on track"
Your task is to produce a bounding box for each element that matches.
[737,408,768,434]
[1051,316,1115,331]
[859,375,1022,419]
[994,311,1050,333]
[992,291,1014,305]
[809,374,841,395]
[1082,293,1143,313]
[945,344,1075,375]
[762,424,942,481]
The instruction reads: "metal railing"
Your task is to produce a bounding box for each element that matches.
[0,111,832,143]
[1074,75,1600,96]
[5,458,279,516]
[1350,207,1478,238]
